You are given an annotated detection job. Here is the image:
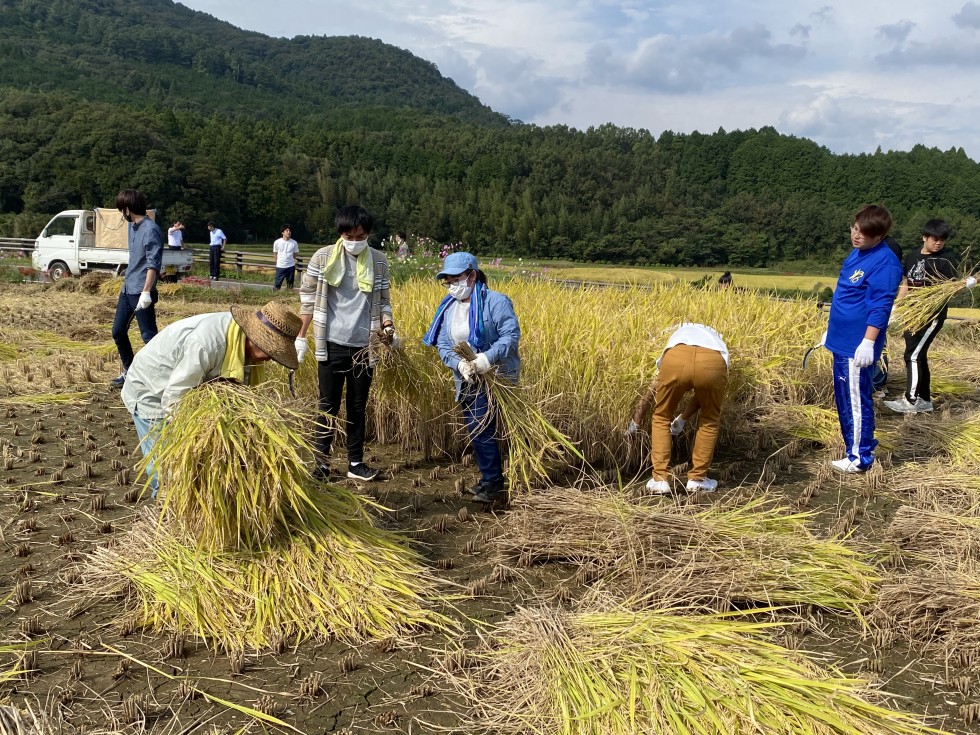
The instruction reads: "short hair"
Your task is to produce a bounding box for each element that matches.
[335,206,373,235]
[115,189,148,216]
[281,223,292,235]
[922,218,952,241]
[853,205,891,239]
[396,230,407,240]
[718,271,732,284]
[207,220,216,228]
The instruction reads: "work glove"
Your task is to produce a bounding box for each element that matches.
[294,337,308,363]
[379,324,396,345]
[853,338,875,368]
[135,291,153,311]
[670,415,686,436]
[474,353,491,374]
[458,359,477,382]
[966,276,977,290]
[626,419,639,436]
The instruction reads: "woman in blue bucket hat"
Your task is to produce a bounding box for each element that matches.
[423,252,520,507]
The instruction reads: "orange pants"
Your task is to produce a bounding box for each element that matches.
[651,344,728,482]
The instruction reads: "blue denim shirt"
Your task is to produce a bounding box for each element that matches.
[123,218,164,295]
[436,288,521,399]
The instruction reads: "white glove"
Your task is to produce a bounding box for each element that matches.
[853,338,875,368]
[294,337,308,363]
[458,359,477,382]
[380,325,396,345]
[670,415,686,436]
[966,276,977,290]
[390,332,402,350]
[474,353,491,374]
[626,419,639,436]
[135,291,153,311]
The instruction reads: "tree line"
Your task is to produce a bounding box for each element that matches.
[3,88,979,268]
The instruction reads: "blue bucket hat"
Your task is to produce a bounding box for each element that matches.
[436,252,478,279]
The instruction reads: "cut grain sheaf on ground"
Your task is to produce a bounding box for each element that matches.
[1,280,980,733]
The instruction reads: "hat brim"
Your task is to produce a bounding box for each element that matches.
[230,305,299,371]
[436,267,469,279]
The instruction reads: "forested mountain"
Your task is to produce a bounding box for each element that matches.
[2,0,980,267]
[0,0,504,124]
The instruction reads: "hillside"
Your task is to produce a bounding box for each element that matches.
[0,0,506,125]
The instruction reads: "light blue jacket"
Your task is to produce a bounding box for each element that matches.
[435,289,521,399]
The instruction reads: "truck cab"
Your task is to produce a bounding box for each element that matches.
[32,209,193,281]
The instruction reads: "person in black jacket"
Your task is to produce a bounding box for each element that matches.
[885,219,958,414]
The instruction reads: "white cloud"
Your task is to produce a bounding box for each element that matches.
[176,0,980,159]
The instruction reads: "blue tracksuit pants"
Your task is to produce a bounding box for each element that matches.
[832,352,877,468]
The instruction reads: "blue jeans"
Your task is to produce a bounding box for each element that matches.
[112,291,158,371]
[273,266,296,290]
[132,410,162,497]
[459,385,504,485]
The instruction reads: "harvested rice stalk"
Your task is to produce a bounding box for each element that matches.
[897,411,980,468]
[881,461,980,513]
[874,562,980,651]
[147,382,324,550]
[438,603,952,735]
[454,342,584,490]
[886,506,980,560]
[0,343,17,362]
[0,392,90,405]
[82,507,453,650]
[892,275,977,334]
[98,276,125,297]
[765,404,843,445]
[495,489,877,615]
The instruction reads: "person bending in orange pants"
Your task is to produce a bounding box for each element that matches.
[629,323,729,495]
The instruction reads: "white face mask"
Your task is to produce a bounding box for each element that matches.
[448,282,473,301]
[343,238,368,255]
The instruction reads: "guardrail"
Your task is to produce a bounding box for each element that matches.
[190,249,305,276]
[0,239,35,253]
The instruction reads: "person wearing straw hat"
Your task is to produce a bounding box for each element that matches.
[121,301,302,495]
[423,252,520,507]
[629,323,729,495]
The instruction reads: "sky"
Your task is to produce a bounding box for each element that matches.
[178,0,980,159]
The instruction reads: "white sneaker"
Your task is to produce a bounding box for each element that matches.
[645,479,671,495]
[884,396,933,414]
[873,390,887,399]
[686,478,718,493]
[831,458,866,473]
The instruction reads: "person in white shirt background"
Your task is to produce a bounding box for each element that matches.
[273,223,301,290]
[167,221,185,250]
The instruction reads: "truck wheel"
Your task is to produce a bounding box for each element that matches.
[48,261,71,282]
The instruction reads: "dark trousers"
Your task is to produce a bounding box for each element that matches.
[112,291,158,371]
[903,316,945,402]
[460,385,504,485]
[273,266,296,290]
[209,246,222,279]
[315,343,373,464]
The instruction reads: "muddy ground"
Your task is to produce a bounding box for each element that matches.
[0,282,979,734]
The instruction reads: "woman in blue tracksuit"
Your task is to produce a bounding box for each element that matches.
[423,252,520,506]
[825,205,902,473]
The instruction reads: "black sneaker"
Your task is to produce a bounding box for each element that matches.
[311,463,332,482]
[110,373,126,388]
[465,480,484,495]
[472,481,507,506]
[347,462,379,481]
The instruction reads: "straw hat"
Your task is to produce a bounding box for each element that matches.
[231,301,303,370]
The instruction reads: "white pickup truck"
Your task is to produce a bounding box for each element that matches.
[31,208,194,281]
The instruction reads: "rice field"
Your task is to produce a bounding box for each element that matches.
[0,274,979,733]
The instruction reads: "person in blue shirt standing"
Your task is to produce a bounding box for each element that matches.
[423,252,520,507]
[824,205,902,473]
[110,189,163,388]
[207,221,227,280]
